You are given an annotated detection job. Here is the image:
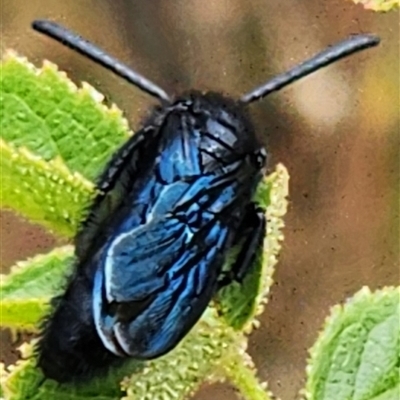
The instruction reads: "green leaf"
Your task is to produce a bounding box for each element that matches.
[0,139,94,237]
[0,52,133,236]
[304,286,400,400]
[0,342,137,400]
[351,0,399,11]
[0,246,74,331]
[216,164,289,330]
[0,52,130,180]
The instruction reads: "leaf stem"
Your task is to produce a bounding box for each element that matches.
[222,352,275,400]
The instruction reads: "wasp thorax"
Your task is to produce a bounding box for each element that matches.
[162,91,265,173]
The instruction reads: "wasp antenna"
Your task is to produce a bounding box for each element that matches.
[240,34,380,104]
[32,20,172,104]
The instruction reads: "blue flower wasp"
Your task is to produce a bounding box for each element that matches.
[31,19,379,382]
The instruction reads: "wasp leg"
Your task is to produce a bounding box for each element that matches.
[218,204,266,288]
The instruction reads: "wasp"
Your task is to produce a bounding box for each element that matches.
[32,20,379,382]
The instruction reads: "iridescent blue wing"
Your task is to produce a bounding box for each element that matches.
[93,217,230,358]
[104,217,192,302]
[93,173,238,358]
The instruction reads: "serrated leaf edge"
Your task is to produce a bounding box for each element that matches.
[2,50,132,138]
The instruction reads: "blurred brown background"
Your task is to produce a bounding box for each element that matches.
[1,1,399,399]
